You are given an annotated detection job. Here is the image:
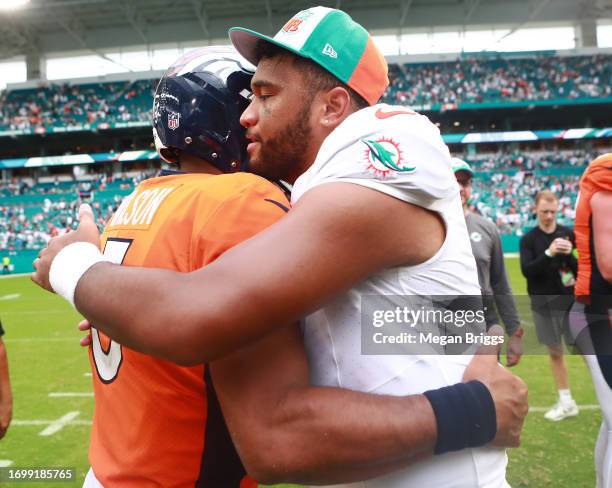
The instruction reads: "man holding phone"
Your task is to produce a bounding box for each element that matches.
[520,190,578,421]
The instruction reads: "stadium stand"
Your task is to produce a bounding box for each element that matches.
[0,172,152,251]
[1,53,610,132]
[455,149,609,234]
[468,170,579,235]
[0,150,602,254]
[464,149,599,171]
[384,54,612,107]
[0,51,610,263]
[0,79,156,132]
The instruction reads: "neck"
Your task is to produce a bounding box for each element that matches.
[539,221,556,233]
[286,130,334,184]
[463,204,469,217]
[286,157,316,184]
[179,159,223,175]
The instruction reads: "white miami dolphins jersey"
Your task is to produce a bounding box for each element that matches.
[291,104,509,488]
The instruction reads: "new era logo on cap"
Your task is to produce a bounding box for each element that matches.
[322,43,337,59]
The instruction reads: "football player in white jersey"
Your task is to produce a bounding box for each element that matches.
[33,7,527,487]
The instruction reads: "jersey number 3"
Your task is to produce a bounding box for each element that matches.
[91,238,133,384]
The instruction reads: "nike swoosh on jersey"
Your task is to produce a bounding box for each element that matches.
[375,107,416,119]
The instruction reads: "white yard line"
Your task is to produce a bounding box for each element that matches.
[48,392,93,398]
[39,411,81,436]
[12,419,91,426]
[0,460,14,467]
[0,293,20,300]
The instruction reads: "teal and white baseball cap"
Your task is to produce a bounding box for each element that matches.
[451,157,474,176]
[229,6,388,106]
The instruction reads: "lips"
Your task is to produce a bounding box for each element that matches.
[247,141,260,153]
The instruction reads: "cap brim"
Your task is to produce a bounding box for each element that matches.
[454,167,474,176]
[229,27,307,66]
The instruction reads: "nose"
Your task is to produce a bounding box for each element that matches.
[240,99,257,128]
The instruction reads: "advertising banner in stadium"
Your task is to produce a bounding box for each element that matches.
[0,130,610,169]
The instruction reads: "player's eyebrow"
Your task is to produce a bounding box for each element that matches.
[251,80,277,90]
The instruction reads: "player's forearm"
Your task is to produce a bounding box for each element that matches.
[75,262,285,364]
[238,386,436,484]
[75,263,215,364]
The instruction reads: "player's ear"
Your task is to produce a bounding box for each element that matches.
[319,86,351,129]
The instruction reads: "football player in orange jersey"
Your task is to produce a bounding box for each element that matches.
[571,153,612,487]
[78,46,283,488]
[34,9,528,484]
[73,46,507,487]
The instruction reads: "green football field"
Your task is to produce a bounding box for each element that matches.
[0,258,601,487]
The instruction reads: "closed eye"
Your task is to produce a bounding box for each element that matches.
[251,80,277,101]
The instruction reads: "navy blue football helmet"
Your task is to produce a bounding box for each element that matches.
[153,46,254,172]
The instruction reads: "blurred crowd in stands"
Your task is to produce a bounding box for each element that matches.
[0,53,610,131]
[384,54,612,106]
[0,49,609,249]
[456,149,601,234]
[465,149,600,171]
[468,172,578,235]
[0,79,156,132]
[0,172,154,250]
[0,150,602,250]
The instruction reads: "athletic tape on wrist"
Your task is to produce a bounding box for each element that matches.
[424,380,497,455]
[49,242,110,308]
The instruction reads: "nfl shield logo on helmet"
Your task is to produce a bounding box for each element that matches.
[168,112,180,131]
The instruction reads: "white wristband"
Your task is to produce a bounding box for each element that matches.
[49,242,110,308]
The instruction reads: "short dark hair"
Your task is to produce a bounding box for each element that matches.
[253,41,369,110]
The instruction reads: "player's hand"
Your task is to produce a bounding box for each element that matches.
[506,334,523,367]
[548,238,572,256]
[463,325,528,448]
[0,399,12,440]
[31,204,101,293]
[78,319,92,347]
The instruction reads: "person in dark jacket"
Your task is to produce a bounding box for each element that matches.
[520,190,578,421]
[453,158,523,367]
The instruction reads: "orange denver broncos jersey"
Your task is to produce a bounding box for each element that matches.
[575,153,612,299]
[88,171,289,487]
